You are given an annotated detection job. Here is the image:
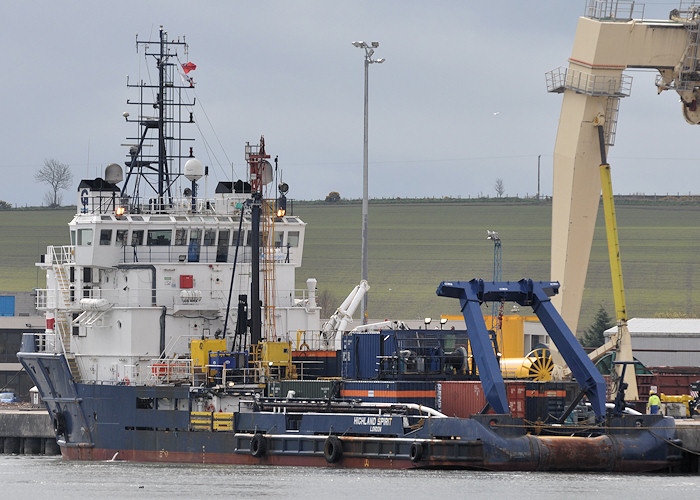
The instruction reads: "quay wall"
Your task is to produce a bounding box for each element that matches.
[0,408,59,455]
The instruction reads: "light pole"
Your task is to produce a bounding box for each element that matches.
[352,40,384,324]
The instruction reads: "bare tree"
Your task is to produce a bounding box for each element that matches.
[316,289,338,318]
[495,178,505,198]
[35,159,73,208]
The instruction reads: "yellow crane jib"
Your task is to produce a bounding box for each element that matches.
[595,123,638,401]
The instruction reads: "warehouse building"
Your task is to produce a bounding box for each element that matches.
[604,318,700,368]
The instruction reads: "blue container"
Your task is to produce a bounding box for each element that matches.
[342,330,471,381]
[342,333,383,379]
[0,296,15,317]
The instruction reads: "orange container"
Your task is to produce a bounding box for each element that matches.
[437,380,527,418]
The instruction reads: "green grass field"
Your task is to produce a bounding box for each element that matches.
[0,209,72,290]
[293,201,700,332]
[1,201,699,333]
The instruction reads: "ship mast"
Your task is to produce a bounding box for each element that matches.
[122,25,197,211]
[246,137,271,345]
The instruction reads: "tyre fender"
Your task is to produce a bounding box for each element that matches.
[323,435,342,463]
[410,442,423,462]
[250,433,267,458]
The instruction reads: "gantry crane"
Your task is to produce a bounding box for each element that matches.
[437,279,607,420]
[547,3,700,335]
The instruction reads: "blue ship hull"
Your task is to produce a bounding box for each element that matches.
[18,351,681,471]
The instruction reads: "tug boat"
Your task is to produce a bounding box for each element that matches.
[17,27,681,472]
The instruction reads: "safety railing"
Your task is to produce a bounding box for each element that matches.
[148,358,194,384]
[47,245,75,266]
[585,0,645,21]
[546,67,632,97]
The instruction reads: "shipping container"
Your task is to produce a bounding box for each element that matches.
[341,330,475,381]
[268,379,338,399]
[436,380,581,421]
[292,350,339,379]
[341,333,391,379]
[524,381,580,423]
[341,380,436,407]
[437,381,487,417]
[437,380,527,418]
[0,296,15,316]
[506,381,527,418]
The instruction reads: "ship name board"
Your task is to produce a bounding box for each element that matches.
[353,416,392,432]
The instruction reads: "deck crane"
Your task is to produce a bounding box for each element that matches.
[321,280,370,350]
[590,118,639,400]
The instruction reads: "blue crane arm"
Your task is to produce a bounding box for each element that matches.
[437,279,607,420]
[437,280,510,414]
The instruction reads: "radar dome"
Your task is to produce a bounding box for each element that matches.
[184,158,204,181]
[105,163,124,184]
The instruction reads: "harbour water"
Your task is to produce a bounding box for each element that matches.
[1,455,698,499]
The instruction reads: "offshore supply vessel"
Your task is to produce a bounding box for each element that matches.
[17,26,682,471]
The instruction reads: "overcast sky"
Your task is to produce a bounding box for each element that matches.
[1,1,698,206]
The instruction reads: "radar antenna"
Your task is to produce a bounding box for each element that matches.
[121,25,198,212]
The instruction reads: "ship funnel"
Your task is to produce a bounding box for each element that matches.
[306,278,317,308]
[184,158,204,181]
[105,163,123,184]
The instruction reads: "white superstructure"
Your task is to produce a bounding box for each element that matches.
[35,171,321,385]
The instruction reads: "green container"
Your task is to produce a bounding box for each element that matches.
[268,380,336,399]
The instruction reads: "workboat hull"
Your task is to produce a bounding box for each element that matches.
[57,432,676,473]
[19,352,681,472]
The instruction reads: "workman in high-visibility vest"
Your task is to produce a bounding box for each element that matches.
[647,390,661,415]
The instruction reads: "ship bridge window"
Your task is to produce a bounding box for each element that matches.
[174,229,187,246]
[246,231,263,246]
[188,229,202,262]
[203,229,216,246]
[131,230,144,246]
[116,230,128,246]
[189,229,202,244]
[231,230,242,246]
[285,217,299,223]
[287,231,300,247]
[77,229,93,246]
[175,216,188,222]
[274,231,284,248]
[147,229,172,246]
[130,216,144,222]
[216,230,230,263]
[70,230,76,245]
[99,229,113,246]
